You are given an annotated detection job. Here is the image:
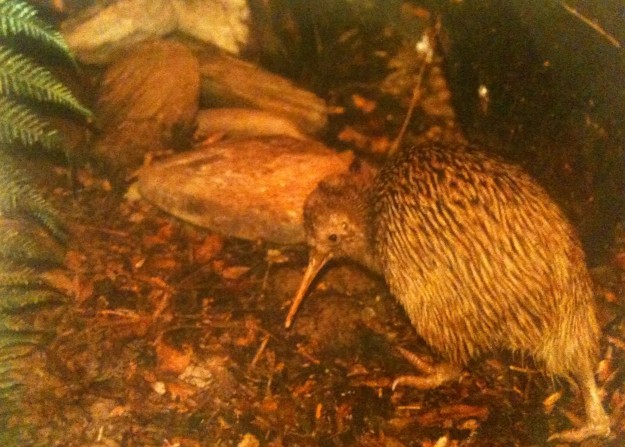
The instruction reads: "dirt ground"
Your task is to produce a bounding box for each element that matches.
[11,152,624,447]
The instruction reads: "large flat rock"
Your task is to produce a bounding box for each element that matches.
[137,137,353,244]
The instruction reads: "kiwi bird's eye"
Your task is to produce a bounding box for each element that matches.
[328,234,338,243]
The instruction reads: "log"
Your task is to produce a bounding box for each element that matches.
[192,45,328,135]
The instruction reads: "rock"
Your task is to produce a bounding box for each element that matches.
[136,137,353,244]
[194,46,328,135]
[195,108,308,140]
[61,0,250,64]
[92,40,200,177]
[172,0,249,55]
[61,0,178,65]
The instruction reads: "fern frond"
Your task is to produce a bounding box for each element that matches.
[0,261,43,287]
[0,384,20,399]
[0,363,20,396]
[0,345,40,362]
[0,314,31,333]
[0,363,16,382]
[0,329,42,354]
[0,287,62,312]
[0,0,76,66]
[0,97,61,150]
[0,154,67,241]
[0,221,64,265]
[0,227,62,264]
[0,1,77,438]
[0,46,92,118]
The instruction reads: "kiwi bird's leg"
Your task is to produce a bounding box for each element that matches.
[547,368,611,443]
[392,347,462,390]
[285,249,332,328]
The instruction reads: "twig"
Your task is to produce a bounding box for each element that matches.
[390,19,441,155]
[73,223,129,237]
[560,1,621,48]
[509,364,538,374]
[250,334,270,369]
[390,58,428,156]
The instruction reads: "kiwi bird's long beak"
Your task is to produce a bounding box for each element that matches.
[284,249,332,328]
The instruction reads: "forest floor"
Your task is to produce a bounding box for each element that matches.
[15,148,625,447]
[13,22,625,444]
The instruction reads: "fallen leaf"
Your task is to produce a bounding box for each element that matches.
[167,381,197,400]
[156,340,194,374]
[346,363,370,377]
[237,433,260,447]
[315,402,323,419]
[152,381,166,395]
[143,223,175,247]
[265,249,289,264]
[194,234,224,263]
[146,256,178,271]
[180,364,214,388]
[211,259,225,274]
[338,126,369,149]
[371,136,391,154]
[235,316,260,347]
[169,437,201,447]
[76,168,94,188]
[221,266,251,280]
[261,396,279,413]
[415,404,489,426]
[335,403,352,434]
[543,390,562,414]
[292,379,316,397]
[352,94,377,113]
[110,405,127,417]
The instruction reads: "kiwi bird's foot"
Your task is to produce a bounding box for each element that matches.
[391,347,462,390]
[547,421,611,444]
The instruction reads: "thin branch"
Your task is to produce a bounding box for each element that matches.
[560,1,621,48]
[390,18,441,156]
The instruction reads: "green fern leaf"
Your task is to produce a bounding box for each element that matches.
[0,287,62,311]
[0,315,33,334]
[0,381,20,398]
[0,215,65,264]
[0,97,61,150]
[0,261,43,287]
[0,363,16,385]
[0,46,92,118]
[0,154,67,241]
[0,364,20,395]
[0,224,64,265]
[0,329,42,354]
[0,345,39,362]
[0,0,76,66]
[0,1,78,437]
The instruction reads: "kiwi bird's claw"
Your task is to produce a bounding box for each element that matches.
[392,349,462,390]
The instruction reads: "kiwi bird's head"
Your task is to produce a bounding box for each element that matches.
[285,160,377,328]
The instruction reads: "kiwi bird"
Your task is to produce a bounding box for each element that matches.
[285,138,610,443]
